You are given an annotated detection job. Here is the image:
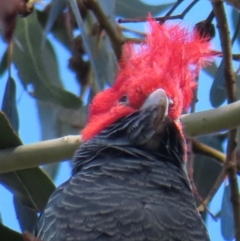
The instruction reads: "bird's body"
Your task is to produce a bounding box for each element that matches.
[34,18,215,241]
[35,107,209,241]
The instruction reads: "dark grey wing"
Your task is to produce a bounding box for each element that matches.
[34,172,149,241]
[34,154,209,241]
[34,107,209,241]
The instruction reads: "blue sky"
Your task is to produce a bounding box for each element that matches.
[0,1,238,240]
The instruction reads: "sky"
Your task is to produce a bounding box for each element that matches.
[0,1,238,240]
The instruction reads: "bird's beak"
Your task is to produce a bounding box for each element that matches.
[140,88,169,116]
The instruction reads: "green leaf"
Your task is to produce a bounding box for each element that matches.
[36,8,72,50]
[209,61,227,108]
[1,76,19,132]
[14,196,38,232]
[0,222,23,241]
[0,168,55,211]
[116,1,172,18]
[88,36,118,88]
[13,10,81,109]
[98,0,116,23]
[43,0,68,42]
[232,9,240,45]
[203,63,218,78]
[0,111,21,149]
[36,40,67,180]
[193,135,224,208]
[221,184,235,241]
[0,112,56,211]
[37,101,61,180]
[0,49,7,77]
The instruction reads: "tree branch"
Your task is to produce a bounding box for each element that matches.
[192,139,225,164]
[0,136,82,173]
[1,101,240,173]
[182,100,240,137]
[211,0,240,240]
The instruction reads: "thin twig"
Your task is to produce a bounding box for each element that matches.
[124,37,144,44]
[118,0,199,23]
[192,139,226,164]
[165,0,184,17]
[209,51,240,60]
[206,10,215,22]
[192,137,240,171]
[119,26,146,37]
[211,1,240,240]
[1,101,240,173]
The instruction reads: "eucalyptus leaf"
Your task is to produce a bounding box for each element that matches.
[0,112,56,211]
[221,184,235,241]
[0,222,23,241]
[37,101,61,180]
[98,0,116,23]
[193,135,224,206]
[69,0,101,92]
[36,38,71,180]
[88,35,118,88]
[0,48,7,77]
[209,60,227,108]
[13,10,81,109]
[43,0,67,45]
[14,196,38,232]
[232,9,240,44]
[37,9,72,49]
[235,75,240,164]
[1,76,19,132]
[0,164,56,212]
[203,63,218,78]
[0,111,21,149]
[116,1,172,18]
[84,0,118,99]
[57,105,88,137]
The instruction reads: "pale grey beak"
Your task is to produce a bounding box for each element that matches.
[140,88,169,116]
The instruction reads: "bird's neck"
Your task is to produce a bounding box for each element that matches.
[74,107,185,174]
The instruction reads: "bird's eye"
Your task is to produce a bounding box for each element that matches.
[118,95,128,104]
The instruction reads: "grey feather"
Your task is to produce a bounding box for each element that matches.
[34,106,209,241]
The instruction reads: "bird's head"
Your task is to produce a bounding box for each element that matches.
[82,18,214,142]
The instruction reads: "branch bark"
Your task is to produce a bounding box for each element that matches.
[182,100,240,137]
[1,101,240,173]
[0,136,82,173]
[211,0,240,240]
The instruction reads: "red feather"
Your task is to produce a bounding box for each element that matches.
[82,17,215,141]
